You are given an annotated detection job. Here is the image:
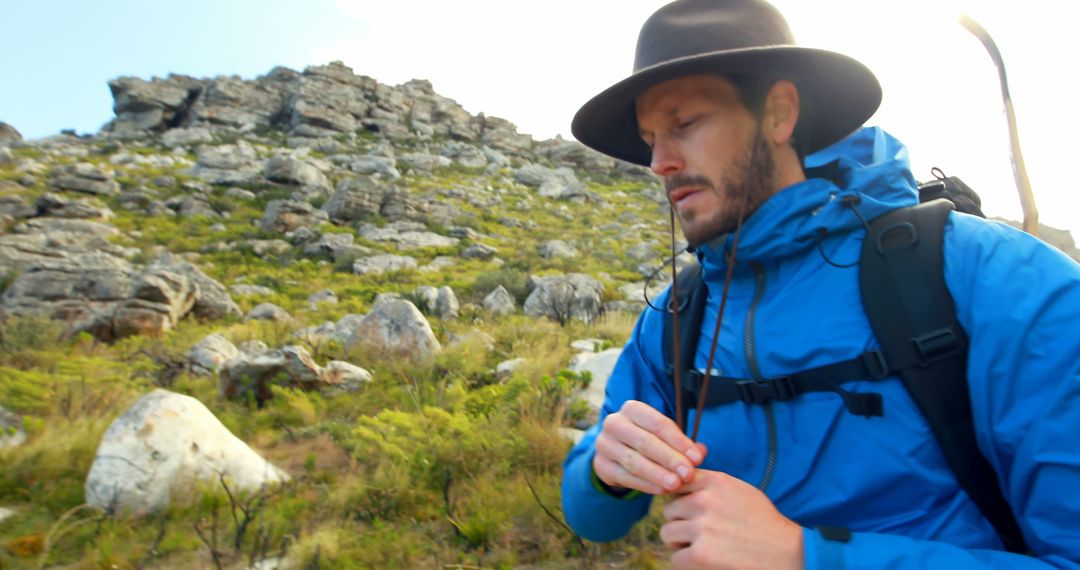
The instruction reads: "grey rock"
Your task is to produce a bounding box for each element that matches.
[220,346,332,402]
[224,187,256,200]
[321,176,385,223]
[161,127,213,147]
[523,273,605,324]
[462,243,498,259]
[231,284,275,297]
[188,333,240,376]
[0,147,15,167]
[0,406,27,449]
[319,361,372,393]
[85,389,288,516]
[308,289,337,310]
[0,122,22,143]
[264,155,329,188]
[347,155,401,179]
[348,297,440,362]
[244,302,291,322]
[352,254,417,275]
[243,239,292,257]
[50,163,120,196]
[357,221,458,249]
[412,285,439,314]
[173,195,220,218]
[260,199,328,233]
[568,348,623,421]
[435,286,459,319]
[0,195,35,219]
[35,193,113,220]
[539,240,578,259]
[189,141,262,184]
[398,153,452,173]
[111,268,198,338]
[495,357,527,379]
[482,286,516,316]
[147,254,241,320]
[419,256,457,273]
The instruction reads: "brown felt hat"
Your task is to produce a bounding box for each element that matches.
[571,0,882,166]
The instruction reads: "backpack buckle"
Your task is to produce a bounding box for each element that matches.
[860,350,889,379]
[735,377,797,404]
[912,327,963,365]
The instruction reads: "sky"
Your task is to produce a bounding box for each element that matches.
[2,0,1077,236]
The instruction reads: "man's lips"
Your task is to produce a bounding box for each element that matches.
[669,187,703,205]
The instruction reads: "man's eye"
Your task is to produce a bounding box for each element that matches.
[677,118,697,129]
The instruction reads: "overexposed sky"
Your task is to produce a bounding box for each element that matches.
[1,0,1076,234]
[314,0,1078,235]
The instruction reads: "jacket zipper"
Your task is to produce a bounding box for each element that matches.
[744,262,778,492]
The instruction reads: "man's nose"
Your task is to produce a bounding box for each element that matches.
[649,137,684,177]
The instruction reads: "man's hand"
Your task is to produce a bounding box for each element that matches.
[661,470,804,570]
[593,400,706,495]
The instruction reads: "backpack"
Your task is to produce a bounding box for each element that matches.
[660,171,1027,553]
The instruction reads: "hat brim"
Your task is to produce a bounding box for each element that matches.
[571,46,882,166]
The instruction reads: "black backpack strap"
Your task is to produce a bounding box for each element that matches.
[662,262,708,427]
[860,199,1027,553]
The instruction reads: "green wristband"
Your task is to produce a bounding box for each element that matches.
[590,464,644,500]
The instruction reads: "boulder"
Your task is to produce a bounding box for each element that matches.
[523,273,605,324]
[85,389,288,516]
[568,347,623,421]
[259,199,328,233]
[411,285,439,314]
[146,254,241,320]
[160,127,214,147]
[357,221,458,249]
[320,176,385,223]
[112,268,199,338]
[0,121,22,143]
[244,302,291,322]
[189,141,262,184]
[482,286,516,316]
[351,254,417,276]
[495,357,527,380]
[34,193,112,220]
[435,286,459,319]
[0,406,27,449]
[348,297,440,362]
[220,346,322,402]
[50,163,120,196]
[187,333,240,376]
[308,289,338,310]
[539,240,578,259]
[264,155,329,188]
[319,361,372,393]
[462,243,498,260]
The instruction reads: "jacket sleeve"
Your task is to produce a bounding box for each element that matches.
[804,214,1080,569]
[561,295,677,542]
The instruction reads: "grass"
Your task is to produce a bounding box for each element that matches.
[0,119,678,568]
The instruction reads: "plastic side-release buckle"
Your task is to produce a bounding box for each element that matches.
[735,376,797,404]
[912,327,963,365]
[860,350,889,379]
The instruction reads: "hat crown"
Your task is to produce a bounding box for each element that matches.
[634,0,795,72]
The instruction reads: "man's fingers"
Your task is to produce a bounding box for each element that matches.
[596,437,683,492]
[593,454,666,495]
[621,402,700,460]
[659,519,696,549]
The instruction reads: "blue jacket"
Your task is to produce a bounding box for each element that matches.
[561,127,1080,568]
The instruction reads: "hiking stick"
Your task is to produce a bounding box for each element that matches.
[959,15,1039,236]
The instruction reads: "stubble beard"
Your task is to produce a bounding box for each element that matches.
[669,126,777,248]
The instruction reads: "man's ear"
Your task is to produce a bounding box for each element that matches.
[764,80,800,145]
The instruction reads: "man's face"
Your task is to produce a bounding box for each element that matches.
[635,74,778,247]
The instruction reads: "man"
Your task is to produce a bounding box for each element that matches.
[560,0,1080,568]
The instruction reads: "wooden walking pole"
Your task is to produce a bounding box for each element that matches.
[959,15,1039,236]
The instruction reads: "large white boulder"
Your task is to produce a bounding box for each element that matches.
[85,390,288,516]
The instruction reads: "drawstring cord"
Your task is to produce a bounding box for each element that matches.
[668,206,685,432]
[815,195,872,269]
[691,207,745,442]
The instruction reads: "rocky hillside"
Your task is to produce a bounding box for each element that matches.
[0,61,680,568]
[1,60,1077,568]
